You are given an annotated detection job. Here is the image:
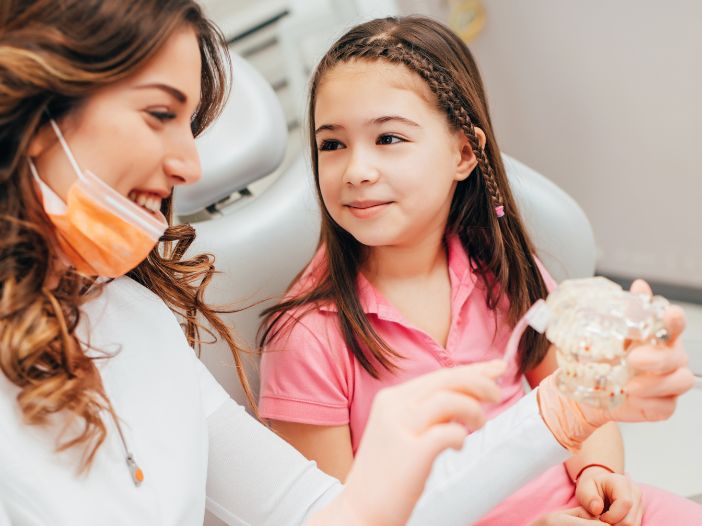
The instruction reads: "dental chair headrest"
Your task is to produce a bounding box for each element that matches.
[174,52,288,216]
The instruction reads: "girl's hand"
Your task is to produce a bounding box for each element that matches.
[529,507,608,525]
[575,468,643,526]
[312,360,506,526]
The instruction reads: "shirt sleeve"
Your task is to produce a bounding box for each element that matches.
[258,312,351,425]
[193,353,230,418]
[206,399,342,525]
[205,389,567,526]
[409,389,569,525]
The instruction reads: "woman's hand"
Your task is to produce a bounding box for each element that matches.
[539,280,693,450]
[584,280,693,427]
[529,506,607,525]
[308,360,506,526]
[575,467,643,525]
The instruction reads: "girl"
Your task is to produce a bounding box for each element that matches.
[4,2,686,525]
[258,16,702,525]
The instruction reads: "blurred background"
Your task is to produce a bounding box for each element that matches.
[193,0,701,512]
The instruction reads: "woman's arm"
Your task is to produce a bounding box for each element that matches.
[525,345,625,481]
[270,421,354,481]
[206,401,343,525]
[206,361,567,526]
[205,381,568,525]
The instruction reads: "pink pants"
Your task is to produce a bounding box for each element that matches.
[476,463,702,525]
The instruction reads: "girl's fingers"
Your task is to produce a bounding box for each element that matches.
[418,391,486,432]
[627,341,688,374]
[612,491,643,526]
[626,367,695,398]
[407,361,505,402]
[597,477,634,523]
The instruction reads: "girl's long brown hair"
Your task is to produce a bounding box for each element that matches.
[260,16,550,378]
[0,0,254,470]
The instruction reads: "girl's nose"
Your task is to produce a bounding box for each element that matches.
[342,150,380,186]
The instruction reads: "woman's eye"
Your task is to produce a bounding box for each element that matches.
[318,139,344,151]
[147,110,177,122]
[377,134,404,145]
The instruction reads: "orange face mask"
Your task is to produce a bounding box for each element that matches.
[28,119,168,278]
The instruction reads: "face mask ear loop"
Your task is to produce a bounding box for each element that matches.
[49,119,87,183]
[27,157,41,180]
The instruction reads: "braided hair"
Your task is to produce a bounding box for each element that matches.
[260,16,550,376]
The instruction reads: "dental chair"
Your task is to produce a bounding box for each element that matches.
[175,51,597,412]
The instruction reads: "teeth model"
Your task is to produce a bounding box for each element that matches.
[543,277,669,408]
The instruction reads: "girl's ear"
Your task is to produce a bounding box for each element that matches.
[454,126,486,182]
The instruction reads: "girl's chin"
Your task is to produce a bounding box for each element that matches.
[348,230,402,248]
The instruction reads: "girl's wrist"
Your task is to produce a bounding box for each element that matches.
[572,463,616,484]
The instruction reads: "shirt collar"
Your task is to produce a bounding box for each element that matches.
[317,235,478,319]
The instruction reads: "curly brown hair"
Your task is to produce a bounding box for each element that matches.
[0,0,254,470]
[260,16,550,377]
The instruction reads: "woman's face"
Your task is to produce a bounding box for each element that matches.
[30,27,203,216]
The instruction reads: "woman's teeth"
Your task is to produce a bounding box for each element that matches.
[128,191,161,214]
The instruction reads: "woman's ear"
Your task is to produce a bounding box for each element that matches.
[454,126,487,182]
[27,121,58,157]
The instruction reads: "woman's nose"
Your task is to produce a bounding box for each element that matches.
[164,134,201,186]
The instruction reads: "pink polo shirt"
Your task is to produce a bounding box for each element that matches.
[259,236,556,453]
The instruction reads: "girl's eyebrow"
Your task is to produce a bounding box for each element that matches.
[315,115,420,135]
[371,115,420,127]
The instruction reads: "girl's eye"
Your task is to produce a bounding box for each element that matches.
[318,139,344,151]
[377,134,404,145]
[147,110,177,122]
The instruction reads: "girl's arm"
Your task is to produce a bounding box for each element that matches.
[525,345,625,480]
[271,421,354,481]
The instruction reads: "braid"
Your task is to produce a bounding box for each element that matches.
[331,39,504,212]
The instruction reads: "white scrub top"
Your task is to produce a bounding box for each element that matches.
[0,277,567,525]
[0,277,338,525]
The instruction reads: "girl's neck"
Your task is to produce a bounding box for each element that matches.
[364,227,447,284]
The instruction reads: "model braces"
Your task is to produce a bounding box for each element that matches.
[504,277,669,408]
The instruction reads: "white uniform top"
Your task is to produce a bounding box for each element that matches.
[0,277,567,526]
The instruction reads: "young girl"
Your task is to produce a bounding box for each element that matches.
[258,16,702,525]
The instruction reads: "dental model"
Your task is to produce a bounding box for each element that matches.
[505,277,669,408]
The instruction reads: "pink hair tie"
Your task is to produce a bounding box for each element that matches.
[495,205,505,218]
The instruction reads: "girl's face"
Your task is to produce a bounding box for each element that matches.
[314,60,479,249]
[29,27,203,216]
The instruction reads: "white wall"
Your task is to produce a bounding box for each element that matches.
[460,1,702,289]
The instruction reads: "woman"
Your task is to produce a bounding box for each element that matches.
[0,1,693,525]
